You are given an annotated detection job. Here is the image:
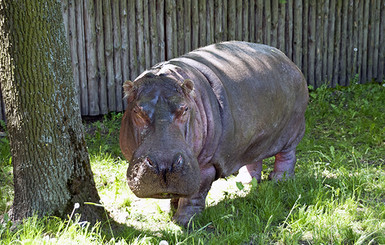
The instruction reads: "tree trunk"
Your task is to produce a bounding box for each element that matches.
[0,0,105,223]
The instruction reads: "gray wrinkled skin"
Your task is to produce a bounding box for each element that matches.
[120,41,309,226]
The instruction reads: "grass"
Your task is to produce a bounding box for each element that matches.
[1,82,385,244]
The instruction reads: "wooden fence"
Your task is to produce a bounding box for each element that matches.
[1,0,384,120]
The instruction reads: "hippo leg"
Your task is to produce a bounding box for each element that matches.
[170,198,179,212]
[269,149,296,181]
[172,165,216,227]
[236,160,263,184]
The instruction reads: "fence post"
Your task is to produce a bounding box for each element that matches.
[2,0,385,121]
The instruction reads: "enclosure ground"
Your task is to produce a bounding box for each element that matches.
[1,82,384,244]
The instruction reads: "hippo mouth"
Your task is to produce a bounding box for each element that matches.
[150,193,189,199]
[127,152,201,199]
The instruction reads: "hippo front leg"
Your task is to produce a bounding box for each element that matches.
[269,149,296,180]
[172,165,216,227]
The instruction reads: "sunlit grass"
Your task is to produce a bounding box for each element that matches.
[1,82,385,244]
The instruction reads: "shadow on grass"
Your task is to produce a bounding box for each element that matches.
[187,175,329,244]
[102,174,323,244]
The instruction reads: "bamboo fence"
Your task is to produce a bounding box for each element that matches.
[1,0,384,120]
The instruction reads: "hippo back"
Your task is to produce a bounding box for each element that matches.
[172,42,308,177]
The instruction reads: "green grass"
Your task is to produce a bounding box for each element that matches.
[1,82,385,244]
[0,120,12,217]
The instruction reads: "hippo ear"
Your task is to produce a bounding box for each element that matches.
[181,79,194,95]
[123,80,136,102]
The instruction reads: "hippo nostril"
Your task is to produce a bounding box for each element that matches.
[144,156,157,170]
[176,155,183,166]
[171,154,184,172]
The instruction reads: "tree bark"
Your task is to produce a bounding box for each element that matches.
[0,0,105,223]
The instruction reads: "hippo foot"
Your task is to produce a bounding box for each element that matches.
[269,150,296,181]
[268,171,295,181]
[172,197,205,227]
[235,161,263,184]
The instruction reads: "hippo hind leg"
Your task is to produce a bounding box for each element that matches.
[269,149,296,181]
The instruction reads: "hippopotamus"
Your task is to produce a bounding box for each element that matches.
[120,41,308,226]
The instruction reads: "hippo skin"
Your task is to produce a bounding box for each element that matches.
[120,41,308,226]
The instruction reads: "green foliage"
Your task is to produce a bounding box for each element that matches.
[1,83,385,244]
[0,121,12,215]
[84,113,123,158]
[304,82,385,165]
[0,120,10,164]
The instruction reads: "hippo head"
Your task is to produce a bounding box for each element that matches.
[120,74,201,199]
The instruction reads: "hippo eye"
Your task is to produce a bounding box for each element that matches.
[133,106,141,114]
[132,106,150,125]
[180,105,188,113]
[175,105,189,119]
